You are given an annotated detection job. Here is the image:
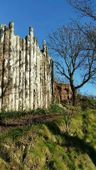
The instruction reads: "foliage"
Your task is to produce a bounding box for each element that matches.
[49,104,65,114]
[0,108,48,121]
[0,104,65,122]
[0,108,96,169]
[77,95,96,110]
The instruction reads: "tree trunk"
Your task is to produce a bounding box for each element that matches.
[72,88,77,106]
[70,77,77,106]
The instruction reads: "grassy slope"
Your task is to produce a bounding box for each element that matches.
[0,107,96,170]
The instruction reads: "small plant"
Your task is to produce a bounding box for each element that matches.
[64,105,78,133]
[7,126,31,140]
[32,108,48,115]
[49,104,64,114]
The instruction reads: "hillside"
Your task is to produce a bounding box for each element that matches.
[0,106,96,170]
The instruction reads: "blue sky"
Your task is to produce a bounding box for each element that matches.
[0,0,95,96]
[0,0,75,42]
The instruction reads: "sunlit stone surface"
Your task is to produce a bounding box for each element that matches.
[0,22,53,111]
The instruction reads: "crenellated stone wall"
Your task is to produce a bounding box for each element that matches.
[0,22,53,111]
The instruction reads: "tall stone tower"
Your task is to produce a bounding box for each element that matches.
[0,22,53,111]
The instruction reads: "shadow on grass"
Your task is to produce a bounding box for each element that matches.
[63,133,96,166]
[46,122,96,166]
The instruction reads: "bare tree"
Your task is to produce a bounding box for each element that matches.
[49,24,96,105]
[67,0,96,21]
[67,0,96,86]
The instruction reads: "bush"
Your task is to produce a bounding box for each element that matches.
[78,95,96,110]
[49,104,65,114]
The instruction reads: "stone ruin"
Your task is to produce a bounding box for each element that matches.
[0,22,53,111]
[54,81,72,103]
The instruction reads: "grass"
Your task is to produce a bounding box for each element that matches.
[48,104,65,114]
[0,108,48,121]
[77,95,96,110]
[0,103,96,169]
[0,104,65,121]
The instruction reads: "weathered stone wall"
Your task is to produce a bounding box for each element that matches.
[53,82,72,103]
[0,22,53,111]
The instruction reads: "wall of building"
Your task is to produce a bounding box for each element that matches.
[53,82,72,103]
[0,22,53,111]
